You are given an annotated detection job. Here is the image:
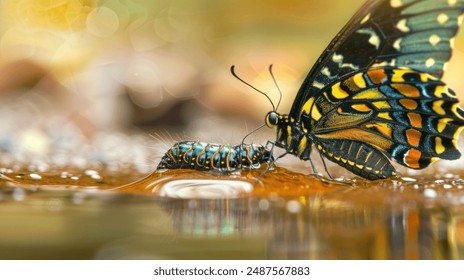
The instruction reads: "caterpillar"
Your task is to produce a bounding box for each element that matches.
[157,141,272,171]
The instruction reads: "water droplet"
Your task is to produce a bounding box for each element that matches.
[443,184,452,189]
[401,177,416,182]
[424,188,437,199]
[444,173,457,179]
[70,176,79,181]
[159,179,253,199]
[85,170,99,176]
[29,173,42,180]
[91,174,102,180]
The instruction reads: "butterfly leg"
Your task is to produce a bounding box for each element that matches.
[257,151,288,181]
[308,156,320,179]
[255,141,287,181]
[318,151,334,180]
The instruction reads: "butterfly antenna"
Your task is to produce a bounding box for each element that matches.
[241,123,266,147]
[239,123,266,168]
[268,64,283,111]
[230,65,276,111]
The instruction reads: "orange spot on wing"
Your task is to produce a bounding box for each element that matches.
[351,103,372,112]
[391,84,420,98]
[406,129,421,147]
[407,112,422,128]
[404,148,422,169]
[400,99,418,110]
[367,69,388,84]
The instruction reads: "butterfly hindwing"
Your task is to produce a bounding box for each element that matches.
[303,67,464,170]
[315,138,396,180]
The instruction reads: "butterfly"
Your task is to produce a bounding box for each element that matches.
[262,0,464,180]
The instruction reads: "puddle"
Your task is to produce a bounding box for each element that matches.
[1,162,464,259]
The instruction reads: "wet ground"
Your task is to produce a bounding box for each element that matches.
[1,156,464,260]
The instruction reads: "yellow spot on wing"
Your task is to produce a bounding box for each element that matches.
[365,123,393,138]
[311,105,322,121]
[429,34,440,46]
[361,13,370,24]
[393,38,401,50]
[331,82,349,99]
[434,85,455,98]
[378,112,393,120]
[396,19,410,32]
[353,73,367,88]
[435,137,445,154]
[353,88,385,99]
[426,58,435,68]
[391,0,402,8]
[302,97,315,115]
[392,69,420,82]
[373,101,392,109]
[437,13,449,24]
[432,100,446,115]
[437,118,453,132]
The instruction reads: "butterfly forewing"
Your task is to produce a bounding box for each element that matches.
[290,0,464,119]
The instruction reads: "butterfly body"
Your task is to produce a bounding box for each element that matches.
[262,0,464,180]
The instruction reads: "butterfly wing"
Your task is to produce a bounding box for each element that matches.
[290,0,464,119]
[304,67,464,170]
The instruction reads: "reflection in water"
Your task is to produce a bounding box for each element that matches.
[2,166,464,259]
[156,189,464,260]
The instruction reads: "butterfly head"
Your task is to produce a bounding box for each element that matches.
[265,111,279,128]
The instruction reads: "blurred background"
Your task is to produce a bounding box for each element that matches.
[0,0,463,173]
